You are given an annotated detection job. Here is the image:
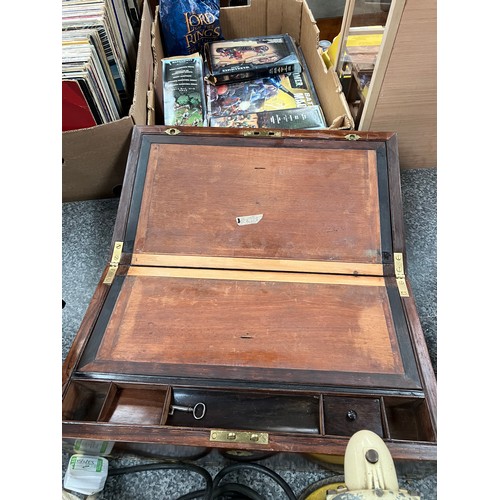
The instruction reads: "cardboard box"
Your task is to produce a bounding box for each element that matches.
[149,0,353,130]
[62,3,154,202]
[63,0,353,202]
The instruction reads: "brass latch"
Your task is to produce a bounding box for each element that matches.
[394,252,409,297]
[103,241,123,285]
[242,130,282,137]
[210,430,269,445]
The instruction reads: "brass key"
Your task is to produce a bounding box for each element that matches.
[168,402,206,420]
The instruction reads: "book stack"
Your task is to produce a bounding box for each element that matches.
[62,0,141,132]
[161,34,327,130]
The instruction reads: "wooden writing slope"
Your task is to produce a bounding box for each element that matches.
[62,126,436,461]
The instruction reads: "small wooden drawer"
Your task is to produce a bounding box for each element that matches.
[63,381,171,426]
[323,396,383,437]
[383,396,435,442]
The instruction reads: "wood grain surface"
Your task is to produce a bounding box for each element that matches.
[94,272,403,376]
[132,143,383,265]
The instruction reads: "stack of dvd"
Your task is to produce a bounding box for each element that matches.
[62,0,141,131]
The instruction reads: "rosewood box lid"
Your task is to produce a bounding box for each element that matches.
[118,128,395,276]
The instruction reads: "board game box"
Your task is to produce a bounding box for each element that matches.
[204,34,302,85]
[162,53,207,126]
[206,69,320,118]
[209,105,326,129]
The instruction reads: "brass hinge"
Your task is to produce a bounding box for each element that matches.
[394,252,409,297]
[210,429,269,445]
[103,241,123,285]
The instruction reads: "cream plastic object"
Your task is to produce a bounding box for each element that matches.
[326,430,420,499]
[345,429,399,491]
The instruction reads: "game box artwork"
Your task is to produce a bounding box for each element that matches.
[162,54,207,126]
[205,34,302,84]
[206,68,320,118]
[209,105,326,129]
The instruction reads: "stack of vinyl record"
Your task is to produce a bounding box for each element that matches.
[62,0,141,131]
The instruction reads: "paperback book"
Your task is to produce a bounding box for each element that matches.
[205,34,302,85]
[162,54,207,126]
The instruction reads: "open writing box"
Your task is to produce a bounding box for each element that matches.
[62,126,437,461]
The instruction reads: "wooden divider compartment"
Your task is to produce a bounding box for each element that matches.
[63,382,435,445]
[98,384,172,425]
[167,388,321,434]
[62,380,112,422]
[320,394,436,444]
[382,396,435,442]
[63,380,172,426]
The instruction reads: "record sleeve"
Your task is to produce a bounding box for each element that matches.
[62,29,122,115]
[62,37,122,124]
[62,80,99,131]
[62,0,136,107]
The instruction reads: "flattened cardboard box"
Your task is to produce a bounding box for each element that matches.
[62,3,154,202]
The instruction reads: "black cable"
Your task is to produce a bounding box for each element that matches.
[212,463,297,500]
[177,483,264,500]
[107,459,298,500]
[213,482,265,499]
[107,461,213,500]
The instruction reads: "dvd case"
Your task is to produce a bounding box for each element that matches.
[162,54,207,126]
[209,106,327,129]
[205,34,302,85]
